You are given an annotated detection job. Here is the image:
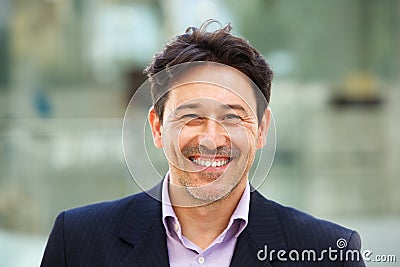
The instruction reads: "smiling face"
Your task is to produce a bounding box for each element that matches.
[148,64,270,206]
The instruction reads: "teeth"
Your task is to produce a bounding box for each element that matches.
[191,158,230,167]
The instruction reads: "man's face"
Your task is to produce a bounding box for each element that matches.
[149,64,269,205]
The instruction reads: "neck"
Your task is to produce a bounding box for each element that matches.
[171,179,247,250]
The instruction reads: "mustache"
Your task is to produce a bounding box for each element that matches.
[181,145,240,158]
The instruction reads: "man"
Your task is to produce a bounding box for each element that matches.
[41,21,365,266]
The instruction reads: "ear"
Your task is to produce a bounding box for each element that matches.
[148,106,163,148]
[256,108,271,149]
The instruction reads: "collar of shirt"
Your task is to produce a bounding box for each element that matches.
[161,171,250,252]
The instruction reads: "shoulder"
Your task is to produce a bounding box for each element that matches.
[42,189,164,265]
[250,190,361,250]
[59,191,157,234]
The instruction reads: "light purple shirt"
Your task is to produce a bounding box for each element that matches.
[161,174,250,267]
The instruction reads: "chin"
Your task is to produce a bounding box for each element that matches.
[185,176,242,204]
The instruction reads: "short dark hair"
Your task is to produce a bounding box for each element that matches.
[144,19,273,124]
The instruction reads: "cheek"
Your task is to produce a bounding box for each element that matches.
[177,126,196,150]
[226,124,258,151]
[161,123,181,150]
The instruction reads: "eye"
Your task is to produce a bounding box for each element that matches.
[221,114,242,125]
[180,114,204,125]
[181,114,200,119]
[224,114,241,120]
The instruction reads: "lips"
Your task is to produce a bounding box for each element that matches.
[188,156,232,168]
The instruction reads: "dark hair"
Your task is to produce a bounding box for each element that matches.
[144,19,273,124]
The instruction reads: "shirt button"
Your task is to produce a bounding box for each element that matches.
[198,256,205,264]
[174,223,179,232]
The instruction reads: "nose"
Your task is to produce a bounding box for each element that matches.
[197,118,228,149]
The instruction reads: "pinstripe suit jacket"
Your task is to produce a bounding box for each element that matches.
[41,184,365,266]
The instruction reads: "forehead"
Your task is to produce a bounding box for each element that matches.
[166,64,257,110]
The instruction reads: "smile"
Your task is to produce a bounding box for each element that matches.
[189,156,232,168]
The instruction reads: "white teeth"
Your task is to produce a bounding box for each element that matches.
[191,158,230,167]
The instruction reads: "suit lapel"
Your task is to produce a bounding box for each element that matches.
[230,190,287,267]
[230,231,273,267]
[118,184,169,266]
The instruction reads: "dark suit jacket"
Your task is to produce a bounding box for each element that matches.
[41,185,365,266]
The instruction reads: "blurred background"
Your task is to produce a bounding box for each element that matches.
[0,0,399,266]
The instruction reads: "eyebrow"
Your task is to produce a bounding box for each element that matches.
[175,102,250,115]
[175,103,202,110]
[221,104,247,112]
